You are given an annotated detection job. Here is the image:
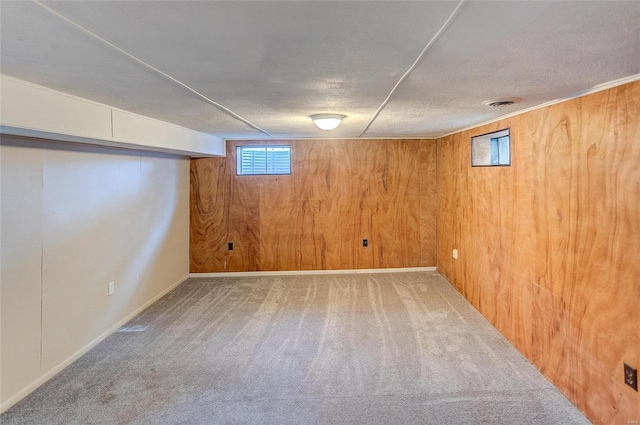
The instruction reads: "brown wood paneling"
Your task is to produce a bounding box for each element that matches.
[189,156,229,272]
[292,139,346,270]
[190,139,437,273]
[419,140,438,266]
[437,81,640,425]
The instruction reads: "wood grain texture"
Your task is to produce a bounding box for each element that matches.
[191,139,437,272]
[437,81,640,425]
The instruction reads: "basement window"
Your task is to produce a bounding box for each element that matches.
[471,129,510,167]
[237,146,291,175]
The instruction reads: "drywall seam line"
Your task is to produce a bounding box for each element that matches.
[357,0,468,138]
[33,1,274,138]
[39,151,44,373]
[0,274,190,413]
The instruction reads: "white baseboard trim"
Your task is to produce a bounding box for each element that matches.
[0,273,189,414]
[190,267,437,278]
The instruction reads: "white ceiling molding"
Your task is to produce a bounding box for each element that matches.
[0,75,225,157]
[34,1,274,138]
[437,73,640,139]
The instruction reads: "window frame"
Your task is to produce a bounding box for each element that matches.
[236,145,292,176]
[471,128,511,167]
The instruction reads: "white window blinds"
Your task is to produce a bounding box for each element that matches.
[237,146,291,175]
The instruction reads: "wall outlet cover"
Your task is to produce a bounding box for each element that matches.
[108,281,115,296]
[624,363,638,391]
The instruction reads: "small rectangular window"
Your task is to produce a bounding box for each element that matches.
[237,146,291,175]
[471,129,510,167]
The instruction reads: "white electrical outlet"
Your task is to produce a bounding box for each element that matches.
[108,281,115,296]
[452,249,459,260]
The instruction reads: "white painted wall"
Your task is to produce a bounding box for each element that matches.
[0,135,190,411]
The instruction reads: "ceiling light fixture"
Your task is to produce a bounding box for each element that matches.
[309,114,347,131]
[482,97,522,108]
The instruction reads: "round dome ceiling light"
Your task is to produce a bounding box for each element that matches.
[310,114,347,131]
[482,97,522,108]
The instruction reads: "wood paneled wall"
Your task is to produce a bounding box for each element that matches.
[437,81,640,425]
[191,139,437,272]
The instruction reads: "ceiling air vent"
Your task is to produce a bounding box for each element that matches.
[482,97,522,108]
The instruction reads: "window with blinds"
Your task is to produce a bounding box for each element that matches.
[236,146,291,175]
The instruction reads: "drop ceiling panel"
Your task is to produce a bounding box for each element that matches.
[0,1,265,138]
[364,1,640,137]
[1,1,639,139]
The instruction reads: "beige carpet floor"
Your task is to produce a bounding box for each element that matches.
[1,272,590,424]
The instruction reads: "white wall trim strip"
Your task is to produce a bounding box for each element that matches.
[0,274,189,414]
[437,73,640,139]
[190,267,437,278]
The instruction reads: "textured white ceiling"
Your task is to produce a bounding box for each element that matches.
[1,1,639,139]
